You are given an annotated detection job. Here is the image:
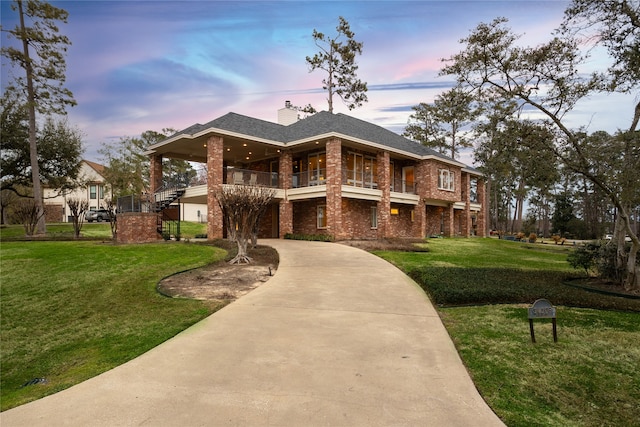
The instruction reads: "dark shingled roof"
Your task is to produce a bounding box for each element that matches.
[170,111,454,162]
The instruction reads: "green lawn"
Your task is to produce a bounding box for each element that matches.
[377,238,640,427]
[0,221,207,241]
[0,239,226,410]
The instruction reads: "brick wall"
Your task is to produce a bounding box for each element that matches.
[256,202,279,238]
[342,199,379,240]
[419,160,461,202]
[292,200,331,237]
[117,212,161,243]
[388,204,420,238]
[44,204,64,223]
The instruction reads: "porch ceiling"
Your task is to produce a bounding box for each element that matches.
[148,133,330,166]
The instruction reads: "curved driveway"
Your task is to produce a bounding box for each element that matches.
[2,239,504,426]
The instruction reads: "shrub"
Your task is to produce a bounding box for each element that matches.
[528,233,537,243]
[567,241,599,275]
[284,233,334,242]
[516,232,526,241]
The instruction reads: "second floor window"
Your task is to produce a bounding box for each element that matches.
[90,185,97,199]
[308,152,326,185]
[438,169,455,191]
[347,152,377,188]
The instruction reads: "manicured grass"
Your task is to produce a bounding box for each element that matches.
[0,223,113,240]
[178,221,207,239]
[0,221,207,241]
[440,306,640,427]
[0,240,227,411]
[376,238,640,426]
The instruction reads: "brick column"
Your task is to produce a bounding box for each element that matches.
[444,203,455,237]
[149,154,163,192]
[415,201,427,238]
[377,151,391,237]
[415,160,429,238]
[326,138,343,239]
[477,178,487,237]
[279,150,293,237]
[207,136,224,240]
[462,173,471,237]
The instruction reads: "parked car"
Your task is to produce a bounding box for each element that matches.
[604,234,632,242]
[86,209,112,222]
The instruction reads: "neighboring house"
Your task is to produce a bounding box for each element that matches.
[43,160,111,222]
[143,104,486,241]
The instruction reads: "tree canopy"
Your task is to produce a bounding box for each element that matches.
[441,13,639,289]
[1,88,83,196]
[403,85,479,159]
[306,16,368,113]
[1,0,76,234]
[99,129,196,199]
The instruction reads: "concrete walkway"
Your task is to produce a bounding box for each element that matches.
[2,240,504,426]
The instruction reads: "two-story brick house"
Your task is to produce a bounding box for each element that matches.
[145,105,486,241]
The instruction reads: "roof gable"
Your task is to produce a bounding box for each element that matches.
[83,160,106,177]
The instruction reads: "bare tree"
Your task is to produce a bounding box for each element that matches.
[0,190,19,224]
[11,198,46,236]
[67,197,88,238]
[214,185,275,264]
[103,198,118,240]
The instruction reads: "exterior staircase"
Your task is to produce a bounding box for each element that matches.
[154,186,185,239]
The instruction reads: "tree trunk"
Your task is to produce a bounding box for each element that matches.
[230,236,252,264]
[19,0,46,235]
[624,242,639,291]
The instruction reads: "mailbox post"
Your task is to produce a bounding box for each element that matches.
[528,299,557,343]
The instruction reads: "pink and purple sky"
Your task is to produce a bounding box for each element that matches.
[1,0,635,165]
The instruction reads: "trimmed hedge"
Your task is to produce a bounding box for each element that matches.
[409,267,640,312]
[284,233,334,242]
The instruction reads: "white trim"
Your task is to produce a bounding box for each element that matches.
[146,128,468,168]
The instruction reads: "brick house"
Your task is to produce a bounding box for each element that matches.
[144,105,486,241]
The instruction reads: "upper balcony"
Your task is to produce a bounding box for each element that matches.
[181,167,421,205]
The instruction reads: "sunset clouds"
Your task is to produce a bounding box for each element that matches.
[1,0,634,163]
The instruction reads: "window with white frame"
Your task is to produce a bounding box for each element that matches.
[317,205,327,229]
[438,169,455,191]
[90,185,97,199]
[371,206,378,229]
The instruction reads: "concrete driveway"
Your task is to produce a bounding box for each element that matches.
[1,239,504,426]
